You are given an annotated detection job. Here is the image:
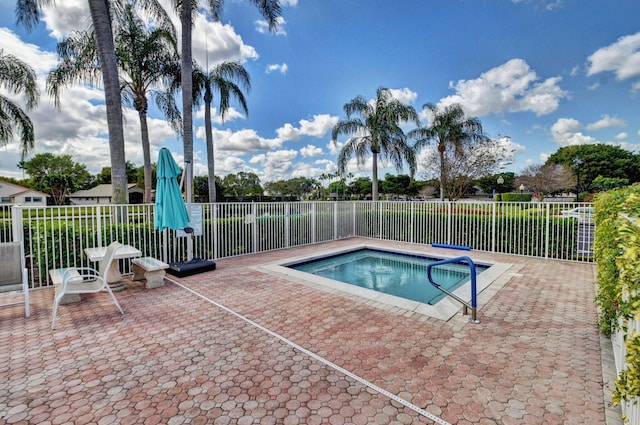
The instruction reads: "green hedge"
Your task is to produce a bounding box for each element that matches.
[593,184,640,407]
[497,193,532,202]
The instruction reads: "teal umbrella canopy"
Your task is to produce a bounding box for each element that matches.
[155,148,190,231]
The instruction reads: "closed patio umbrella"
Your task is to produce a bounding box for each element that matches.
[155,148,190,231]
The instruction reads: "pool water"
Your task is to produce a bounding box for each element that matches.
[288,248,487,305]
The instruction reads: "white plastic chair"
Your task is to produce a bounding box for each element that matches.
[51,241,125,329]
[0,241,30,317]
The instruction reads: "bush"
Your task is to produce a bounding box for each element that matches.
[500,192,532,202]
[593,184,640,407]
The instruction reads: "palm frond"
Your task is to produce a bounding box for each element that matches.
[0,95,35,160]
[0,50,39,109]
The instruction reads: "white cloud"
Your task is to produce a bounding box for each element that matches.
[195,105,246,125]
[550,118,599,146]
[266,63,288,74]
[41,1,259,67]
[327,140,343,155]
[614,141,640,152]
[298,114,338,137]
[585,114,626,131]
[300,145,323,158]
[250,149,297,181]
[276,123,300,141]
[570,65,580,77]
[212,128,281,152]
[41,0,91,40]
[587,32,640,81]
[439,58,568,116]
[276,114,338,142]
[615,132,628,140]
[192,16,259,66]
[510,0,564,11]
[254,17,287,36]
[387,88,418,105]
[211,152,250,177]
[0,28,59,75]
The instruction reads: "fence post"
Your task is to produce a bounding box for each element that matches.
[491,201,497,253]
[378,202,382,239]
[311,203,316,244]
[545,202,550,259]
[285,203,290,248]
[251,203,258,253]
[333,202,338,240]
[96,205,103,247]
[351,201,358,236]
[410,202,415,244]
[447,202,452,245]
[212,203,218,260]
[11,205,23,243]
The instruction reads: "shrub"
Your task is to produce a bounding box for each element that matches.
[500,192,532,202]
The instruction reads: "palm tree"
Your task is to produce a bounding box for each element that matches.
[171,0,282,204]
[17,0,170,204]
[192,61,250,203]
[0,50,39,160]
[331,87,419,201]
[409,103,488,201]
[47,3,180,203]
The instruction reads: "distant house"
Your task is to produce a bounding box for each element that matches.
[0,180,48,207]
[69,184,144,205]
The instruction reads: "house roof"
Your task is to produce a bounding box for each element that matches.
[0,180,48,197]
[69,184,140,198]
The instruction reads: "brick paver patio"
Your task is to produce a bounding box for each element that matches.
[0,239,620,424]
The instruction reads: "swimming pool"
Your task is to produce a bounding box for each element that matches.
[286,248,488,305]
[264,243,513,321]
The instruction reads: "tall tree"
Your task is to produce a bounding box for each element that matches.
[546,144,640,192]
[47,3,179,203]
[0,50,39,160]
[19,153,93,204]
[96,160,139,184]
[221,171,262,201]
[193,61,250,203]
[17,0,171,204]
[410,103,489,201]
[516,163,573,200]
[420,136,511,200]
[171,0,281,205]
[332,87,419,201]
[17,0,128,203]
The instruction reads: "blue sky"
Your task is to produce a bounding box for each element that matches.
[0,0,639,185]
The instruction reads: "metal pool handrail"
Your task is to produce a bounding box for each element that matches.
[426,256,480,324]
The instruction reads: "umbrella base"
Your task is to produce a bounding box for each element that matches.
[166,258,216,278]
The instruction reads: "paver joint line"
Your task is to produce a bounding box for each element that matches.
[165,276,452,425]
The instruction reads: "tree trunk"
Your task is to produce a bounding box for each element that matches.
[138,109,152,203]
[88,0,128,204]
[204,88,216,203]
[180,0,193,204]
[371,152,379,201]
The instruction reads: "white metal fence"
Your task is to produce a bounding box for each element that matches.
[3,200,594,289]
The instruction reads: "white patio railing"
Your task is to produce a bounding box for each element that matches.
[6,200,594,289]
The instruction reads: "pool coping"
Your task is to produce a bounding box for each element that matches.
[259,242,516,322]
